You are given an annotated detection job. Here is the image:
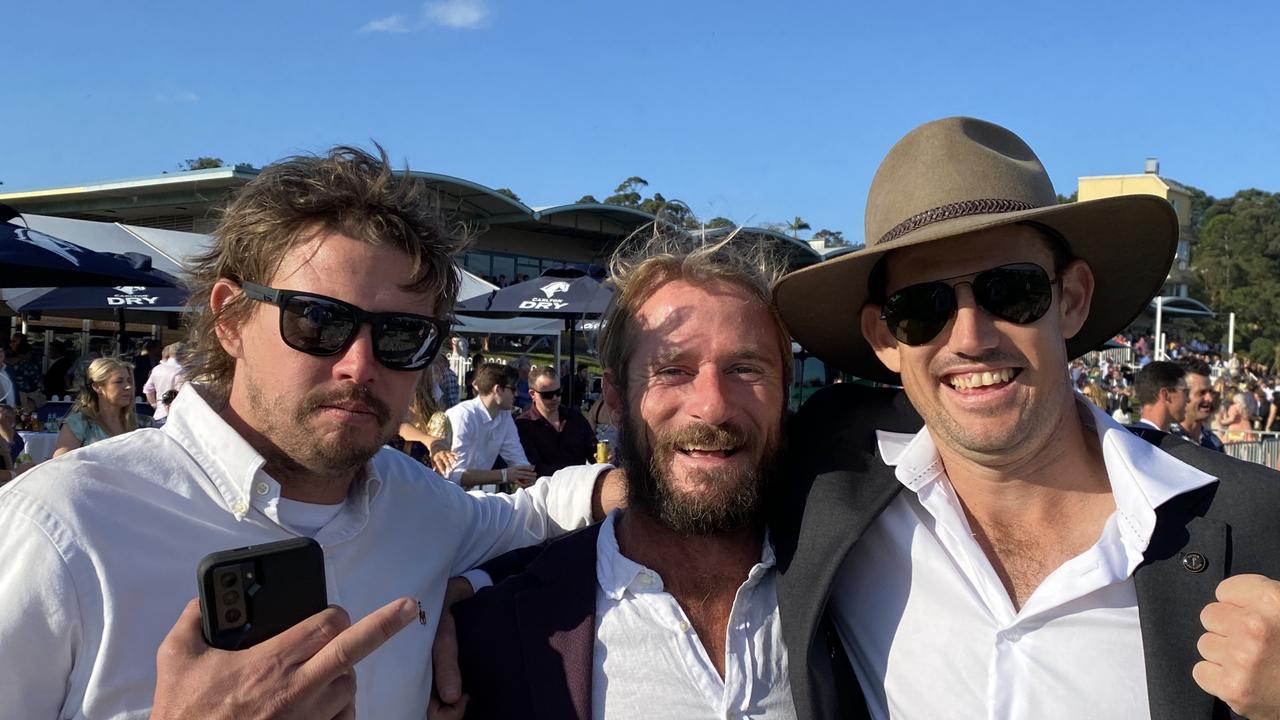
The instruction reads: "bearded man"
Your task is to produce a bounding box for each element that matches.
[446,229,799,719]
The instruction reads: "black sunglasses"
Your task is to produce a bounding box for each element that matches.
[240,281,451,371]
[535,388,563,399]
[880,263,1056,346]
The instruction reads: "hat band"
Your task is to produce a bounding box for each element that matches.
[876,198,1037,246]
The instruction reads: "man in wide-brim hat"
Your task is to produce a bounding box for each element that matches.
[769,117,1280,720]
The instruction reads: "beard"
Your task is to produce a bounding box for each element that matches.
[245,376,396,480]
[617,408,783,536]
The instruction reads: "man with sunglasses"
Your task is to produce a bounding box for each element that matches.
[1133,361,1190,435]
[0,147,612,719]
[444,362,538,489]
[516,366,597,477]
[773,117,1280,719]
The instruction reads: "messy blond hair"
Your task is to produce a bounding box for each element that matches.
[183,145,468,399]
[598,224,794,397]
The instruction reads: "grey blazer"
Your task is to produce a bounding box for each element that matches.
[771,383,1280,720]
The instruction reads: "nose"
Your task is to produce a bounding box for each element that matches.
[687,367,734,426]
[944,284,1000,358]
[331,324,379,383]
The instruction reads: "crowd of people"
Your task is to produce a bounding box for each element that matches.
[1,120,1279,720]
[1072,337,1280,445]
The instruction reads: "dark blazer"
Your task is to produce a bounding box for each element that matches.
[771,383,1280,720]
[454,525,602,720]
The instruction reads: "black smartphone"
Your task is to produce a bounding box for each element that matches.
[197,536,328,650]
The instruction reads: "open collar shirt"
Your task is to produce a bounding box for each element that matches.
[142,358,186,419]
[591,512,797,720]
[0,385,598,720]
[831,398,1216,720]
[444,396,530,485]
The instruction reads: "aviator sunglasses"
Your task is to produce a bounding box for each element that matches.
[880,263,1056,346]
[239,281,451,371]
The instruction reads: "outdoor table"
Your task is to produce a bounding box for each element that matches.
[18,431,60,464]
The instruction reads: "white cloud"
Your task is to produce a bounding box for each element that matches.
[360,14,412,33]
[423,0,489,29]
[155,91,200,104]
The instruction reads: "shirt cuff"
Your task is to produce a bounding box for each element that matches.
[460,569,492,593]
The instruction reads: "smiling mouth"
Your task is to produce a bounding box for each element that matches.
[944,368,1021,392]
[677,446,739,459]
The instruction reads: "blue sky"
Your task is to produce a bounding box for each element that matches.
[5,0,1278,241]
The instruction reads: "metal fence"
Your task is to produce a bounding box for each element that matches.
[1224,434,1280,469]
[1079,347,1134,369]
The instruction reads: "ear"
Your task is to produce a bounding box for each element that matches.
[860,304,902,374]
[210,279,248,360]
[1058,259,1094,340]
[602,369,623,414]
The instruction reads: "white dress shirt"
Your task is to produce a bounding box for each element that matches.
[0,386,599,720]
[444,396,530,485]
[142,358,185,419]
[591,512,796,720]
[832,398,1217,720]
[0,367,14,407]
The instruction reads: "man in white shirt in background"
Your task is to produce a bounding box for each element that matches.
[443,229,798,719]
[143,341,188,421]
[444,362,537,489]
[0,346,15,408]
[1133,361,1189,433]
[0,145,615,720]
[773,117,1280,719]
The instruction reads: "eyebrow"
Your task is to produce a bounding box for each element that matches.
[647,346,779,369]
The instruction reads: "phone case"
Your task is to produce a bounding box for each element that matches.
[197,536,328,650]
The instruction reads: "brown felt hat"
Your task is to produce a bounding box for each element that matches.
[774,116,1178,384]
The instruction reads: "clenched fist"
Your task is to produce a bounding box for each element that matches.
[1194,574,1280,718]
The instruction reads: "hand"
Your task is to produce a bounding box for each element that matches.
[428,577,475,720]
[152,596,419,720]
[1194,574,1280,718]
[509,465,538,488]
[430,450,458,476]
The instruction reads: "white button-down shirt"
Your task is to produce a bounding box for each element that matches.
[591,512,796,720]
[832,399,1217,720]
[444,396,530,485]
[142,358,186,419]
[0,386,598,720]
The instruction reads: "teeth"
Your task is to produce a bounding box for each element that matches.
[948,368,1014,389]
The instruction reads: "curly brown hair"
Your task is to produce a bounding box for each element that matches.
[183,145,469,400]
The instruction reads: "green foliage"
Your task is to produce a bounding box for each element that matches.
[705,216,736,229]
[786,216,811,239]
[603,176,648,208]
[811,228,847,247]
[1056,191,1078,204]
[494,187,521,202]
[180,157,224,171]
[576,194,600,204]
[1190,189,1280,364]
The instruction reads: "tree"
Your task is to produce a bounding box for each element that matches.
[603,177,649,208]
[786,216,811,240]
[811,228,847,248]
[705,216,735,229]
[1056,191,1078,204]
[494,188,522,202]
[180,157,224,171]
[576,194,600,204]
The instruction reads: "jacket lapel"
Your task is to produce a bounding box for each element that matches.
[515,526,601,720]
[1135,484,1227,720]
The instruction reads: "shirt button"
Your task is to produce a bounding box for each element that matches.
[231,500,248,514]
[678,620,689,632]
[255,482,270,496]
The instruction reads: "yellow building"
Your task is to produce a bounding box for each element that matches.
[1077,158,1194,298]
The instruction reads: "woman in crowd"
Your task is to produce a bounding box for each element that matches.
[0,405,32,484]
[52,357,146,458]
[587,392,619,464]
[397,362,457,475]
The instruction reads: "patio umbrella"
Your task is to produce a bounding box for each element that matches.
[3,284,189,354]
[454,268,613,408]
[1,218,178,288]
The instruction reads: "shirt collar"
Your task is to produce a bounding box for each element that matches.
[595,510,776,601]
[875,396,1217,556]
[162,385,383,528]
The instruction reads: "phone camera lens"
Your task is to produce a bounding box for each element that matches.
[223,590,240,606]
[219,572,238,588]
[224,608,242,624]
